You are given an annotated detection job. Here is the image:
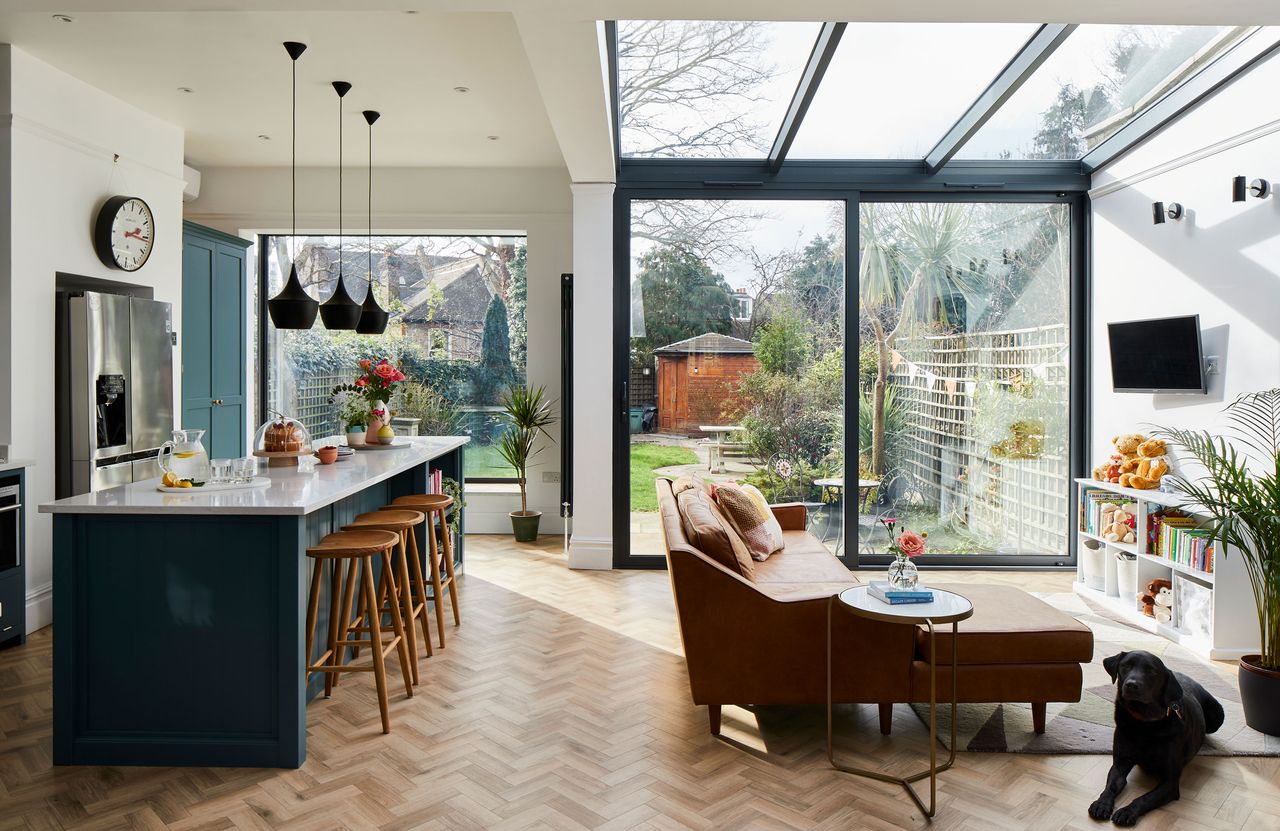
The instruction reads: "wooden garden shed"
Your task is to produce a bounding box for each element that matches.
[653,333,760,435]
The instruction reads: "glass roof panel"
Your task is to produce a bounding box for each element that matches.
[787,23,1039,159]
[957,25,1239,159]
[617,20,821,158]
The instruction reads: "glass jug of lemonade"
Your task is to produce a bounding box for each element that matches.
[157,429,210,484]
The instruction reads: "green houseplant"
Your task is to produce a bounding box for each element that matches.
[1158,389,1280,736]
[496,384,556,542]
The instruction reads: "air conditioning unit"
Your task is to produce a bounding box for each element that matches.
[182,164,201,202]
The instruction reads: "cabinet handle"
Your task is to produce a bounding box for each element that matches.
[213,399,223,406]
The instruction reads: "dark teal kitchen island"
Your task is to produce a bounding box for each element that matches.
[40,436,466,768]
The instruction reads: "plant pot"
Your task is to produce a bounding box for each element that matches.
[345,428,365,448]
[510,510,542,542]
[1239,656,1280,736]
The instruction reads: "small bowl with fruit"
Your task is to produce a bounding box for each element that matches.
[315,445,339,465]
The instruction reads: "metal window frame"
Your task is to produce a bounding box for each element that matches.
[612,181,1089,571]
[254,232,529,485]
[1082,26,1280,172]
[768,22,846,172]
[924,24,1077,172]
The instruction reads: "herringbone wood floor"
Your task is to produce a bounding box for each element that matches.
[2,537,1278,830]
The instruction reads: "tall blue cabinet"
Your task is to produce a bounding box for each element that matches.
[0,466,26,650]
[182,222,251,460]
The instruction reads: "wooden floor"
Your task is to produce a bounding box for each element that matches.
[1,537,1278,830]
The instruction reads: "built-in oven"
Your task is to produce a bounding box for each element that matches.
[0,484,19,572]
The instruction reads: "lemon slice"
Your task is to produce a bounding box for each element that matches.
[162,471,179,487]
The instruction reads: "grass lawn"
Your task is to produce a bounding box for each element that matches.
[631,443,699,512]
[466,444,516,479]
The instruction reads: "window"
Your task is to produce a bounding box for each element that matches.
[617,20,820,158]
[260,234,527,480]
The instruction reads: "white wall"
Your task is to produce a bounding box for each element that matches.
[185,165,573,533]
[0,45,186,630]
[1089,50,1280,464]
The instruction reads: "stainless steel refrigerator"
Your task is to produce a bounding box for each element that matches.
[60,291,174,495]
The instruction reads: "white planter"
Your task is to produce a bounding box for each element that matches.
[1081,537,1106,591]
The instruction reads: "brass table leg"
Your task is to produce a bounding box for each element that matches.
[827,596,961,821]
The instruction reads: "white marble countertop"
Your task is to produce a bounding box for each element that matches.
[0,458,35,473]
[38,437,468,516]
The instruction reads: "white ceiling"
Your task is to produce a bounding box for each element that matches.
[0,10,567,168]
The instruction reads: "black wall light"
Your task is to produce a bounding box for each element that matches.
[1152,201,1183,225]
[1233,175,1270,202]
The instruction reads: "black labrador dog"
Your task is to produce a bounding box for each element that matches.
[1089,650,1224,826]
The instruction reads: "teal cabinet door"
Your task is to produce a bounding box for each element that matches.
[182,222,250,460]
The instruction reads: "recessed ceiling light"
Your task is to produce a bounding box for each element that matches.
[404,9,419,13]
[487,135,500,141]
[258,134,271,141]
[51,14,73,23]
[177,86,195,94]
[453,86,470,94]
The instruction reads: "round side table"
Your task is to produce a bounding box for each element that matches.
[827,585,973,821]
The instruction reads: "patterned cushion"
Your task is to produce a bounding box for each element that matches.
[676,488,755,580]
[714,482,785,561]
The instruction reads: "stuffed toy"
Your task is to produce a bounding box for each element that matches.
[1120,437,1170,490]
[1140,578,1173,618]
[1094,434,1146,484]
[1152,583,1175,624]
[1103,506,1137,545]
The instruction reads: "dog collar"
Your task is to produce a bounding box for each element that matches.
[1123,703,1182,722]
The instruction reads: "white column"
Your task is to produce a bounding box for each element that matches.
[567,182,614,569]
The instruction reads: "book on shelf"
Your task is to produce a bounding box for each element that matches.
[1147,508,1213,573]
[1078,488,1136,537]
[869,581,934,605]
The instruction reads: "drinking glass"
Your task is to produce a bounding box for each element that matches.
[233,457,257,483]
[210,459,233,485]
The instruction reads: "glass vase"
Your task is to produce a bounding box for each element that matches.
[887,554,919,591]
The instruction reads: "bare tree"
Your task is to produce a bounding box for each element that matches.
[631,199,765,263]
[618,20,778,157]
[739,241,804,340]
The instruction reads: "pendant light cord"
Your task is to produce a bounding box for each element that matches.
[337,88,343,285]
[368,119,373,292]
[291,54,297,256]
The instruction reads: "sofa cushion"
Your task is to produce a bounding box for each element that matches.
[917,584,1093,666]
[713,482,784,560]
[751,533,855,584]
[676,488,755,580]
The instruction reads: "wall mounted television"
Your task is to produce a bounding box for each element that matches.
[1108,315,1206,394]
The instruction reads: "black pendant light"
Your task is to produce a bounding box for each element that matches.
[357,109,389,335]
[267,41,319,330]
[319,81,362,329]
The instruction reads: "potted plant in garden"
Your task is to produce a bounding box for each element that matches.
[496,384,556,542]
[1158,389,1280,736]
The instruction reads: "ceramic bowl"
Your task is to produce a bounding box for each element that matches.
[315,446,339,465]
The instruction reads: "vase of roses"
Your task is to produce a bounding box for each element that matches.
[331,358,406,445]
[880,517,926,590]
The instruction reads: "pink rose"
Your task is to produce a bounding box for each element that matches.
[359,359,372,370]
[897,531,926,558]
[392,370,405,382]
[374,363,397,379]
[355,377,368,387]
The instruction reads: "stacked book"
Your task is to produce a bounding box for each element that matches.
[1159,523,1215,574]
[1080,490,1136,536]
[869,581,934,605]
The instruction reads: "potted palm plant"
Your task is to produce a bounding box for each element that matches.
[1158,389,1280,736]
[496,384,556,542]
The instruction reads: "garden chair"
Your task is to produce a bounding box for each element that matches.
[765,453,826,535]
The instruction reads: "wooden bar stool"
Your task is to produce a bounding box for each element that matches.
[382,494,460,648]
[342,509,432,685]
[305,529,413,734]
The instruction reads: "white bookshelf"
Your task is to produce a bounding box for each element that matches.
[1073,478,1257,661]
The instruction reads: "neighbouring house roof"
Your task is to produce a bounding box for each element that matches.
[653,332,756,356]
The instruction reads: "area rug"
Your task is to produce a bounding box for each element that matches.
[909,591,1280,756]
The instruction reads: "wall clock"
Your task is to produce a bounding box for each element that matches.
[94,195,155,272]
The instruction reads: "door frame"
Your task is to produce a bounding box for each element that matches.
[611,183,1089,570]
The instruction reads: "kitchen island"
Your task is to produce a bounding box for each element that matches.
[40,436,466,768]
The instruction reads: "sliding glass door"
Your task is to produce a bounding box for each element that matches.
[623,198,847,563]
[855,201,1073,562]
[614,193,1080,567]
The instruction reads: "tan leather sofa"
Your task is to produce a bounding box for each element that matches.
[656,479,1093,735]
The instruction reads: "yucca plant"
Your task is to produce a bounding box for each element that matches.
[1157,389,1280,671]
[496,384,557,517]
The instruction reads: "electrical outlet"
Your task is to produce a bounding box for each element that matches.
[542,470,561,483]
[1205,355,1221,376]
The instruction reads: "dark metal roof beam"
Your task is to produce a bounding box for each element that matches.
[1082,27,1280,173]
[605,20,621,173]
[768,22,846,173]
[924,24,1076,173]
